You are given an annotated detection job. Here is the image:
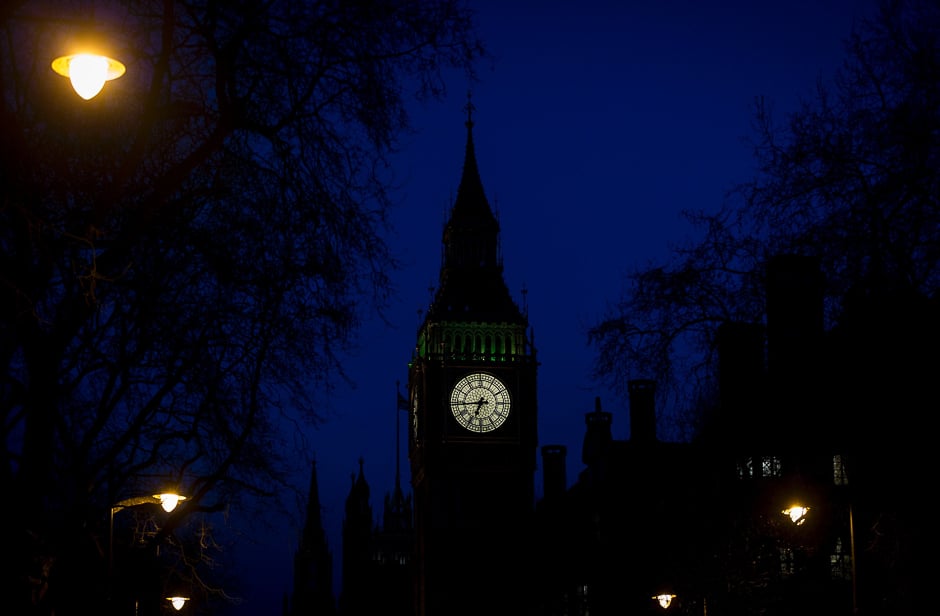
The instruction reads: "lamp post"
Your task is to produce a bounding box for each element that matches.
[782,501,857,614]
[848,503,858,616]
[108,492,187,610]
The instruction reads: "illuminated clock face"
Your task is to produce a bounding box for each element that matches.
[450,373,511,433]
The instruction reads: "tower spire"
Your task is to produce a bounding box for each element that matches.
[425,96,527,325]
[464,90,475,129]
[290,454,335,616]
[452,91,489,225]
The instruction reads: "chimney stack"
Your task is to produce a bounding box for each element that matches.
[628,379,657,443]
[541,445,567,501]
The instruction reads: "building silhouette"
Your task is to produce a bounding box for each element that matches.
[286,458,335,616]
[405,96,539,616]
[287,109,931,616]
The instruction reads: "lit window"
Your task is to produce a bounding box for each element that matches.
[577,584,590,616]
[737,458,754,480]
[833,454,849,486]
[762,456,781,478]
[830,537,852,580]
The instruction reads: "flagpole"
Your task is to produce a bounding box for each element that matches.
[395,381,401,488]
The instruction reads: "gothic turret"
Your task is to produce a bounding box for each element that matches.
[339,459,373,616]
[289,457,335,616]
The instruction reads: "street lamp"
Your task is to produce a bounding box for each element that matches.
[154,492,186,513]
[652,593,676,609]
[166,596,190,611]
[51,51,125,100]
[782,504,810,526]
[49,25,126,101]
[782,500,857,614]
[109,492,187,605]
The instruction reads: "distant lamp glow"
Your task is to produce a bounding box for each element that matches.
[653,593,676,609]
[156,492,186,512]
[783,505,810,526]
[167,596,189,611]
[51,52,125,100]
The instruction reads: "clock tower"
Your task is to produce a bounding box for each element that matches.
[407,101,538,616]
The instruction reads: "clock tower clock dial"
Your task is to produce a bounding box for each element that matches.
[450,372,511,432]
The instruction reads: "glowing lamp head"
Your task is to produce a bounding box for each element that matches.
[155,492,187,512]
[783,505,810,526]
[51,53,125,100]
[167,596,189,611]
[653,593,676,609]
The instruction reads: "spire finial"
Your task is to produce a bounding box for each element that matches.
[464,90,475,129]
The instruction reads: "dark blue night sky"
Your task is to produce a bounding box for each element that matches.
[229,1,877,611]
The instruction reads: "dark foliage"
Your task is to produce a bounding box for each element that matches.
[0,1,485,614]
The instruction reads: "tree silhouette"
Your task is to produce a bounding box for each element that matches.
[588,0,939,426]
[0,2,484,614]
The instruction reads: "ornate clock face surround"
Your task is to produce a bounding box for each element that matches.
[450,372,511,433]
